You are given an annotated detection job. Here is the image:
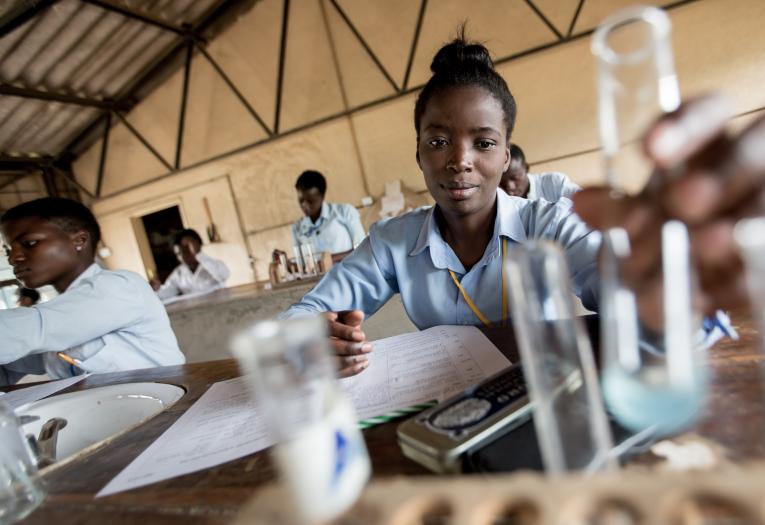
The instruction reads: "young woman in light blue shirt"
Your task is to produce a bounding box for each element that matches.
[284,37,601,376]
[1,198,184,385]
[286,36,752,378]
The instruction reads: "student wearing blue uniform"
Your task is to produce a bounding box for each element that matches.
[283,37,601,376]
[0,198,184,385]
[499,144,581,202]
[291,170,366,263]
[284,36,748,378]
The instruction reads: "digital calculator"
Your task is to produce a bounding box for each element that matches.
[397,362,532,473]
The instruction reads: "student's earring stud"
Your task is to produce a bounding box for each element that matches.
[76,246,82,252]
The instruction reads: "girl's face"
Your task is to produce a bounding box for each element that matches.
[2,216,88,292]
[417,86,510,220]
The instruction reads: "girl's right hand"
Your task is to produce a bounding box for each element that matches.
[324,310,372,377]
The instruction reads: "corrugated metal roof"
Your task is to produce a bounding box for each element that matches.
[0,0,227,159]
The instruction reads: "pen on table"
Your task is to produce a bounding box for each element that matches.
[57,352,84,375]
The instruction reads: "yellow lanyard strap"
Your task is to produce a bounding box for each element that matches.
[448,238,508,328]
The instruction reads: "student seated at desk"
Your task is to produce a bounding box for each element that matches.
[0,197,184,386]
[152,229,230,300]
[499,144,581,202]
[283,35,745,378]
[291,170,366,263]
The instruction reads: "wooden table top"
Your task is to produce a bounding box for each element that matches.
[17,313,764,524]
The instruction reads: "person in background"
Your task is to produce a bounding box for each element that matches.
[152,228,230,300]
[0,197,184,386]
[499,143,581,201]
[16,287,40,307]
[291,170,366,263]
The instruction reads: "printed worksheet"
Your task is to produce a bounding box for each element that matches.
[341,325,511,420]
[97,376,273,498]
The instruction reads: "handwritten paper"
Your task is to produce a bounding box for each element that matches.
[1,375,88,411]
[341,325,511,419]
[97,376,273,497]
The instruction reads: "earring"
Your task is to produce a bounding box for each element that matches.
[76,246,82,252]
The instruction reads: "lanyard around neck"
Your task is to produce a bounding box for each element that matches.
[448,237,509,328]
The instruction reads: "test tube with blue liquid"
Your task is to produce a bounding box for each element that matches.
[592,6,706,437]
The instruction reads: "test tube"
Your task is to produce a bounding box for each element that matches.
[505,241,616,474]
[592,7,707,437]
[592,5,679,195]
[301,243,316,275]
[231,316,370,523]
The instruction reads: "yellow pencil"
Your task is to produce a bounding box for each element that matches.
[56,352,82,369]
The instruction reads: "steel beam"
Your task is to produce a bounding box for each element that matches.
[113,111,173,171]
[567,0,586,38]
[329,0,398,91]
[0,84,124,110]
[525,0,564,41]
[175,40,193,169]
[273,0,290,134]
[196,45,272,136]
[402,0,427,90]
[95,113,111,197]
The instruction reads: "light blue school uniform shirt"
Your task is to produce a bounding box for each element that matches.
[283,190,601,328]
[527,172,581,202]
[0,263,184,385]
[292,202,366,255]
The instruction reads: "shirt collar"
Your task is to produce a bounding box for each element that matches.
[409,189,528,268]
[66,262,102,291]
[299,202,330,230]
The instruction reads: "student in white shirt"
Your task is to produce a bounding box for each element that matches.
[0,197,184,385]
[291,170,366,263]
[499,143,580,202]
[153,229,230,300]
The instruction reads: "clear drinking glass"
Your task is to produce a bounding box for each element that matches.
[592,7,706,437]
[231,316,370,524]
[0,402,44,524]
[505,241,616,474]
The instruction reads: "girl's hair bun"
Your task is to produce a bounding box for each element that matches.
[430,38,494,76]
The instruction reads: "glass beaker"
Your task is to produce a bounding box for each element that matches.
[0,402,45,524]
[505,241,616,474]
[592,7,707,437]
[231,316,370,524]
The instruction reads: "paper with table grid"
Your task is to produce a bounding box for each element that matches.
[97,325,510,496]
[340,325,511,419]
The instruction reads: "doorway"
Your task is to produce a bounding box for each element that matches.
[140,206,184,282]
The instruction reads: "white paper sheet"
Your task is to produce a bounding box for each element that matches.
[341,325,511,419]
[1,375,88,411]
[97,376,273,498]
